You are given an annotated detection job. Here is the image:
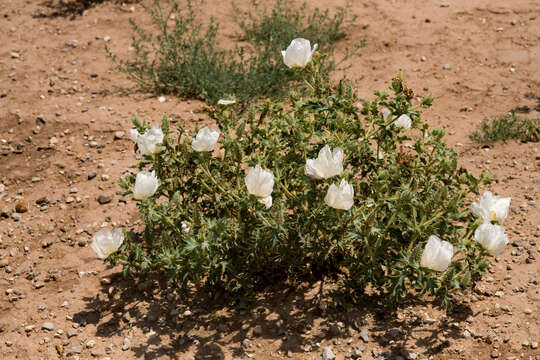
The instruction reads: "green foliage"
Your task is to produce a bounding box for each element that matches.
[236,0,360,63]
[107,0,359,104]
[469,111,540,145]
[114,61,492,307]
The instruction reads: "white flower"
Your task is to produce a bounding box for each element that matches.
[394,114,412,129]
[420,235,453,271]
[474,223,508,255]
[324,179,354,210]
[192,126,220,152]
[136,125,164,155]
[217,99,236,105]
[245,165,274,198]
[130,128,140,142]
[305,145,344,179]
[472,191,511,223]
[133,171,159,200]
[281,38,318,68]
[91,228,124,259]
[382,108,392,121]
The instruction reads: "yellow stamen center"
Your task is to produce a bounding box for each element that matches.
[491,210,497,221]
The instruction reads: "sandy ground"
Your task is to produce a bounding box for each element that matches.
[0,0,539,359]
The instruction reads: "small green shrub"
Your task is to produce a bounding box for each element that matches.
[236,0,360,66]
[469,111,540,144]
[107,0,359,104]
[111,60,496,308]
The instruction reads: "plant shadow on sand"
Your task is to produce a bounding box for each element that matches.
[35,0,139,19]
[74,269,473,359]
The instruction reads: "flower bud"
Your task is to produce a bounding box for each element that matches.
[245,165,274,198]
[281,38,318,68]
[259,195,273,209]
[91,228,124,260]
[474,223,508,255]
[324,179,354,210]
[420,235,453,271]
[382,108,391,121]
[192,126,220,152]
[305,145,344,179]
[394,114,412,129]
[133,171,159,200]
[472,191,511,223]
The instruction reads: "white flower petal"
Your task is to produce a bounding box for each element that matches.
[474,223,508,255]
[324,179,354,210]
[259,195,273,209]
[420,235,453,271]
[394,114,412,129]
[217,99,236,105]
[305,145,344,179]
[245,165,274,198]
[136,125,164,155]
[472,191,511,223]
[133,171,159,200]
[192,126,220,152]
[91,228,124,259]
[282,38,317,68]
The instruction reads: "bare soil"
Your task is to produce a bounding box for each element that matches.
[0,0,539,359]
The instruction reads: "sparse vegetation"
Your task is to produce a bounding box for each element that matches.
[107,0,360,104]
[469,110,540,145]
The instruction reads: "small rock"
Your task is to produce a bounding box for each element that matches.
[440,1,449,7]
[88,171,97,180]
[114,131,125,140]
[252,325,262,337]
[97,195,112,205]
[66,40,78,48]
[122,337,131,351]
[360,328,370,342]
[322,346,336,360]
[42,322,55,331]
[443,64,451,70]
[15,200,28,213]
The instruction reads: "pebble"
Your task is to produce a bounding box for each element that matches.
[97,195,112,205]
[88,171,97,180]
[122,337,131,351]
[42,322,55,331]
[322,346,336,360]
[66,40,78,48]
[252,325,262,337]
[443,64,451,70]
[114,131,125,140]
[15,199,28,213]
[360,328,370,342]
